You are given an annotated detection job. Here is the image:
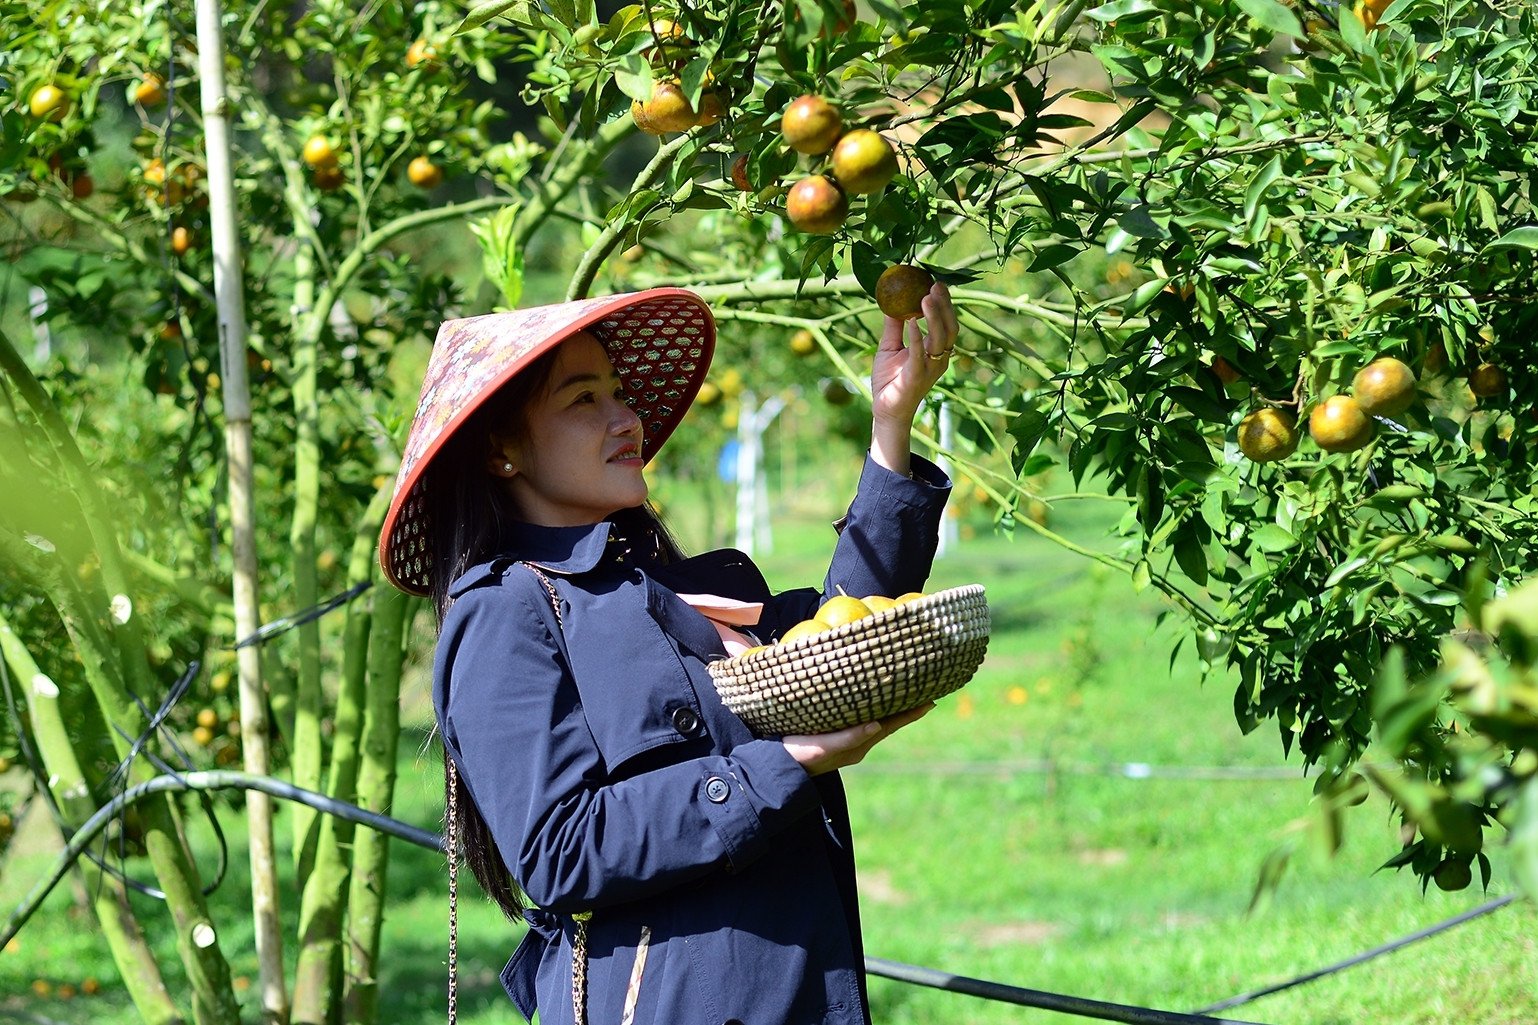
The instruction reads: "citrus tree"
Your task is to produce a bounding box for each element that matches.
[461,0,1538,897]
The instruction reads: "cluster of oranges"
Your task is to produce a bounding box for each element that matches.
[1235,350,1512,464]
[744,591,927,656]
[629,19,725,135]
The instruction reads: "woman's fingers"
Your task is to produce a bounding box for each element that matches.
[782,702,938,775]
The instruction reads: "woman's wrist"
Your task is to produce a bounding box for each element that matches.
[869,414,913,477]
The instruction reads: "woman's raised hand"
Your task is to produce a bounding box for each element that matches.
[869,281,958,429]
[781,703,935,776]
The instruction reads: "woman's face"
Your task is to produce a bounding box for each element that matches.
[490,332,647,527]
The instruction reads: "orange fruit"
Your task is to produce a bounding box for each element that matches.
[1309,395,1374,452]
[738,644,769,658]
[875,264,934,320]
[816,595,873,627]
[1210,356,1241,384]
[171,226,193,256]
[694,381,721,406]
[785,175,847,234]
[780,618,833,644]
[29,84,69,121]
[790,329,816,356]
[632,98,661,135]
[831,129,898,194]
[1237,408,1298,463]
[313,163,344,191]
[644,81,696,133]
[302,135,338,168]
[861,595,897,612]
[192,726,215,746]
[69,172,94,200]
[695,91,726,127]
[407,155,443,189]
[1352,357,1416,416]
[1422,340,1448,376]
[893,592,925,605]
[1469,363,1507,398]
[1433,858,1472,891]
[196,708,219,729]
[406,38,439,69]
[729,153,753,191]
[820,378,855,406]
[133,74,167,106]
[781,95,843,155]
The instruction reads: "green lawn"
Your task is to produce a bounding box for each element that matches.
[3,463,1534,1024]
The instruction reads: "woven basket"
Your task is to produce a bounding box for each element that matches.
[707,584,990,735]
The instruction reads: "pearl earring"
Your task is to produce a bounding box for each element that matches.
[503,462,514,473]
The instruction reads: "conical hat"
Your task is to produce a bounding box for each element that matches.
[379,288,715,595]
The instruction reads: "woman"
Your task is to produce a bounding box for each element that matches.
[378,284,957,1025]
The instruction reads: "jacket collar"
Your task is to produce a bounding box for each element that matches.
[500,515,669,575]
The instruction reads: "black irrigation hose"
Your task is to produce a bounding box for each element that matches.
[1,772,1523,1025]
[0,770,441,950]
[1189,893,1521,1015]
[865,959,1271,1025]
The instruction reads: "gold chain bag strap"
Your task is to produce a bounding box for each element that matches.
[445,563,590,1025]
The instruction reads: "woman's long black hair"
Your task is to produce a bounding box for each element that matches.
[426,342,685,920]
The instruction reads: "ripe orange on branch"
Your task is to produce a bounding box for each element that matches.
[786,175,847,234]
[407,155,443,189]
[1309,395,1374,452]
[831,129,897,194]
[1468,363,1507,398]
[133,74,167,107]
[405,38,439,69]
[643,81,697,133]
[1352,357,1416,417]
[781,95,843,155]
[302,135,338,168]
[875,264,934,320]
[29,84,70,121]
[1237,407,1298,463]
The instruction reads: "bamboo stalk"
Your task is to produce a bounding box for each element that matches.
[342,585,413,1025]
[289,485,391,1025]
[0,612,184,1025]
[0,327,242,1024]
[192,2,286,1019]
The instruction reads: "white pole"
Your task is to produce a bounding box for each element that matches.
[734,392,758,554]
[193,1,288,1020]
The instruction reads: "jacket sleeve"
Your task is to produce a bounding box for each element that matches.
[760,452,952,638]
[436,578,821,914]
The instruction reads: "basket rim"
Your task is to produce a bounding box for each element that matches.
[710,582,987,674]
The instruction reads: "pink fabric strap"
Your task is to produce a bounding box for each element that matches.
[676,592,763,656]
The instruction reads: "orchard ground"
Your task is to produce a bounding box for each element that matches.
[2,455,1534,1025]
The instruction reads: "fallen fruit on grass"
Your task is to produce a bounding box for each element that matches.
[1309,395,1374,452]
[1353,357,1416,416]
[1237,407,1298,463]
[875,264,934,320]
[831,129,897,194]
[781,95,843,155]
[785,175,847,234]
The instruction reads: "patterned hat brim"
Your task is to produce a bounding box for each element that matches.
[378,288,715,595]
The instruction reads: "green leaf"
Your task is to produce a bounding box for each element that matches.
[1027,243,1082,273]
[1085,0,1158,24]
[1244,154,1283,225]
[1482,226,1538,253]
[1251,524,1298,552]
[1233,0,1303,38]
[458,0,535,33]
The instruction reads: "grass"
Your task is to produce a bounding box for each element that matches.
[3,460,1535,1025]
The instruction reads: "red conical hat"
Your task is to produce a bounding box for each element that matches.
[379,288,715,595]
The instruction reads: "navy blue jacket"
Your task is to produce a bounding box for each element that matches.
[433,455,950,1025]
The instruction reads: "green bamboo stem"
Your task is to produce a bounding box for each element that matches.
[288,236,326,879]
[0,327,241,1024]
[0,612,183,1025]
[341,584,413,1025]
[290,485,391,1025]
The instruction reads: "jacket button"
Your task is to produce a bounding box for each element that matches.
[705,776,730,803]
[671,706,701,735]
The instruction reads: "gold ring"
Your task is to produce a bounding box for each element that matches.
[924,347,954,361]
